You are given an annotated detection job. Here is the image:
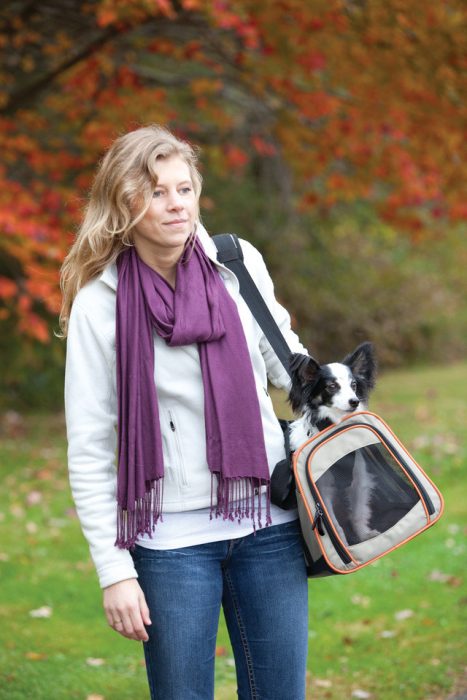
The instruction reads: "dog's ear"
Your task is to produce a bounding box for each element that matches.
[342,342,377,391]
[288,353,320,413]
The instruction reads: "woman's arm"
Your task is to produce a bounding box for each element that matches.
[65,295,138,588]
[66,294,153,640]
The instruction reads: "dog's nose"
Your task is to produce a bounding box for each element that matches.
[349,398,359,409]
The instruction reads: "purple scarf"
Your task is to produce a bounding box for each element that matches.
[115,236,271,548]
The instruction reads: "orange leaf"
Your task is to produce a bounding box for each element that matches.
[0,277,17,299]
[225,145,249,170]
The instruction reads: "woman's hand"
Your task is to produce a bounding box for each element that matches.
[103,578,152,642]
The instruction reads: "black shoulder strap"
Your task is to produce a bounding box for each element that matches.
[213,233,292,375]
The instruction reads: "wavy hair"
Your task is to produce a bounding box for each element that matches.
[58,124,202,337]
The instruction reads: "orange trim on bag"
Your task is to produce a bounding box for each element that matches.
[292,411,445,575]
[307,424,430,522]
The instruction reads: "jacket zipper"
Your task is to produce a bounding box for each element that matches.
[168,409,188,486]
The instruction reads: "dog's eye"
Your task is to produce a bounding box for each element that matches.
[351,380,357,390]
[328,381,339,391]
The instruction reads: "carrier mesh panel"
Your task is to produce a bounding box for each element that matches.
[315,443,419,547]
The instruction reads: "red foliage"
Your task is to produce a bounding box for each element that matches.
[0,0,465,340]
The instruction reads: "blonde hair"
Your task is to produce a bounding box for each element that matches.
[58,124,202,337]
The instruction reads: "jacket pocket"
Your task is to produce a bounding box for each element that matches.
[166,408,189,486]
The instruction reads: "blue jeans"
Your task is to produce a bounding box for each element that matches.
[130,519,309,700]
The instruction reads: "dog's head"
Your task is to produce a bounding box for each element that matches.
[288,342,377,419]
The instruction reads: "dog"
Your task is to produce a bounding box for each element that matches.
[288,342,380,545]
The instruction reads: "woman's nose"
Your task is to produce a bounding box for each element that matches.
[167,190,183,209]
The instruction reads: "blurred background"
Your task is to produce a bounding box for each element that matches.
[0,0,465,411]
[0,4,466,699]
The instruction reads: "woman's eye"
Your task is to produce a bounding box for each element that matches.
[153,190,163,198]
[180,187,192,194]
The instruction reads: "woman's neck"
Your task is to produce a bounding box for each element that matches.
[134,243,185,288]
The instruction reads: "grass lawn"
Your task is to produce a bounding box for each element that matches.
[0,363,465,699]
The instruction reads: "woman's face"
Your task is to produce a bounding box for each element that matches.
[131,155,198,265]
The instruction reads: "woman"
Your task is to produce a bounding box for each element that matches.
[60,125,309,700]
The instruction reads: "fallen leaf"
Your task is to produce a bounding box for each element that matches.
[448,576,463,588]
[26,522,38,534]
[0,553,10,562]
[29,606,53,618]
[415,405,430,421]
[428,569,451,583]
[48,518,66,528]
[25,651,47,661]
[36,469,53,481]
[412,435,430,450]
[2,411,25,437]
[10,504,25,518]
[315,678,333,688]
[40,447,61,459]
[352,690,372,699]
[394,609,414,621]
[86,695,105,700]
[215,646,226,657]
[351,594,371,607]
[86,658,105,667]
[26,491,42,506]
[75,560,93,572]
[379,630,396,638]
[422,618,435,626]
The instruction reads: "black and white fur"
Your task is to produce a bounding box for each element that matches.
[288,342,377,449]
[288,342,379,544]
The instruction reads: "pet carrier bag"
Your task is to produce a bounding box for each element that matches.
[294,411,444,576]
[213,233,444,577]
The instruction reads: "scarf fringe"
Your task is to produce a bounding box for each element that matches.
[211,474,271,529]
[115,479,163,549]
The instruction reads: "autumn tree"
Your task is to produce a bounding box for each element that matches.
[0,0,465,358]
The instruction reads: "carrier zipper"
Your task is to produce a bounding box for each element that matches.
[306,478,352,564]
[311,503,325,536]
[308,422,435,517]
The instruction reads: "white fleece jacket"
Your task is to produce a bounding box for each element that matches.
[65,225,306,588]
